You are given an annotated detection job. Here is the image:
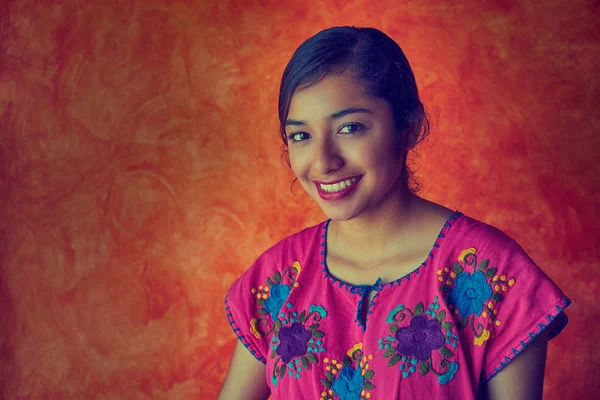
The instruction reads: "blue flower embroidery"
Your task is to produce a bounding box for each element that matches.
[265,284,291,321]
[449,270,492,317]
[332,365,364,400]
[438,362,458,384]
[309,305,327,318]
[386,304,404,323]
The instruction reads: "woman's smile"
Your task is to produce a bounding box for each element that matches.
[314,175,363,200]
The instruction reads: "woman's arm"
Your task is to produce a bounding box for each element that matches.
[484,329,549,400]
[218,340,271,400]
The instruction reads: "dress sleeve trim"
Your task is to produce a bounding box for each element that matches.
[482,296,571,383]
[224,293,267,364]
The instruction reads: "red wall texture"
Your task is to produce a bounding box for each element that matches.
[0,1,598,399]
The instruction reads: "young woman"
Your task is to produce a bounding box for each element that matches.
[218,26,570,400]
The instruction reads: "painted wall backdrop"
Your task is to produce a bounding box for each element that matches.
[0,0,598,399]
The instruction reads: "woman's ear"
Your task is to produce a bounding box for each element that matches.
[402,111,425,151]
[398,121,421,152]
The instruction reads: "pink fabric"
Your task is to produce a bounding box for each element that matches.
[225,211,570,399]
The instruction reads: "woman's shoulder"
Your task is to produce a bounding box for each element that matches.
[449,213,524,253]
[438,212,553,283]
[230,220,327,288]
[224,220,328,363]
[442,212,569,305]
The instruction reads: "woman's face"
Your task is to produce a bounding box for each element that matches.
[285,74,406,221]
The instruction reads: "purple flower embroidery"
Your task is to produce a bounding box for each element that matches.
[276,322,312,363]
[395,315,445,361]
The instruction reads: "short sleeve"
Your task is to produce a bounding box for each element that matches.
[480,239,571,383]
[225,260,269,364]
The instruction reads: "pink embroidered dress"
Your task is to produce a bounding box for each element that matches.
[225,211,571,399]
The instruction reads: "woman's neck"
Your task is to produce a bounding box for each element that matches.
[329,189,424,253]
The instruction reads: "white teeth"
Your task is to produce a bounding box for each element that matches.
[319,177,359,193]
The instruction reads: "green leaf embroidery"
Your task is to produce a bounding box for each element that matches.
[312,330,325,338]
[389,324,399,333]
[257,298,265,306]
[343,355,352,367]
[279,364,286,378]
[326,371,335,382]
[306,353,317,363]
[439,346,454,358]
[297,311,307,323]
[492,293,504,302]
[388,353,402,367]
[267,277,274,286]
[363,381,375,390]
[301,357,309,370]
[442,321,454,330]
[419,361,430,376]
[274,271,281,283]
[452,262,463,274]
[363,369,374,380]
[321,379,331,388]
[478,259,489,271]
[436,310,446,322]
[308,324,319,330]
[275,319,282,329]
[383,347,395,358]
[414,302,424,316]
[484,268,497,279]
[439,285,452,293]
[257,308,268,315]
[458,317,468,329]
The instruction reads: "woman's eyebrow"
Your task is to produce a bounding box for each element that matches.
[285,107,373,127]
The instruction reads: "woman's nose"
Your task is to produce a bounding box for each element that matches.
[312,138,344,175]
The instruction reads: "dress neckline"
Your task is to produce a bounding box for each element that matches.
[319,210,463,292]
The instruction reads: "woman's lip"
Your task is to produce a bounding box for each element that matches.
[314,176,362,201]
[312,175,363,185]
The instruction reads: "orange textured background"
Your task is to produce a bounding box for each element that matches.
[0,0,598,399]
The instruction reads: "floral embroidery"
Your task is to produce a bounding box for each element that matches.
[438,362,459,384]
[379,297,459,384]
[277,322,312,363]
[320,343,375,400]
[269,302,328,386]
[449,270,492,317]
[310,305,328,318]
[332,366,364,400]
[249,318,261,339]
[265,284,291,321]
[395,316,445,360]
[473,329,490,346]
[438,248,516,346]
[250,261,302,337]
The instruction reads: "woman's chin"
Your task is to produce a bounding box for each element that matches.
[319,206,361,222]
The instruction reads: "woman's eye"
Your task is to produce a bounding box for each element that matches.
[288,132,310,142]
[339,123,364,134]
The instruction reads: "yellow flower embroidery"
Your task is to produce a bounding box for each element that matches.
[249,318,261,339]
[474,329,490,346]
[347,342,363,357]
[458,248,477,262]
[292,261,302,275]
